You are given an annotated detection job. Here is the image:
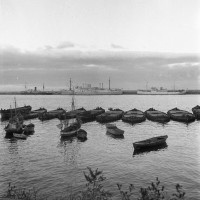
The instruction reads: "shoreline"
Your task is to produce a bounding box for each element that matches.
[0,90,200,95]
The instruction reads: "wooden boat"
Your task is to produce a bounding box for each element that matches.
[79,107,105,123]
[58,107,86,120]
[23,123,35,134]
[57,96,81,137]
[23,108,47,120]
[192,105,200,120]
[167,107,195,123]
[77,129,87,139]
[133,135,168,150]
[4,114,24,135]
[106,123,124,136]
[13,132,27,139]
[122,108,146,124]
[1,105,32,121]
[96,108,123,123]
[145,108,170,123]
[38,108,66,121]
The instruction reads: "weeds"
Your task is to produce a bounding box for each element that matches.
[3,168,186,200]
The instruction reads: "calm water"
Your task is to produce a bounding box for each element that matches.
[0,95,200,199]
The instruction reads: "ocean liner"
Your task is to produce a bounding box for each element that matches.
[137,87,186,95]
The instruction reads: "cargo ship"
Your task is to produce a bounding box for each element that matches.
[137,87,186,95]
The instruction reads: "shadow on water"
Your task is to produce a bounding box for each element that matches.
[133,143,168,157]
[106,131,124,139]
[60,136,77,144]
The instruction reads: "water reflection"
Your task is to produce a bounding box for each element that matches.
[133,143,168,157]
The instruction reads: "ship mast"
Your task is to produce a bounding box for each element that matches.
[69,78,72,91]
[109,77,110,90]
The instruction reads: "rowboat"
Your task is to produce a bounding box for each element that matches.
[122,108,146,124]
[192,105,200,120]
[106,123,124,136]
[145,108,170,123]
[167,107,195,123]
[77,129,87,140]
[133,135,168,150]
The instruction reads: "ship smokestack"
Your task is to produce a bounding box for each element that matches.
[70,78,72,90]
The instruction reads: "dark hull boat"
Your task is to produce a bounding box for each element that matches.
[77,129,87,140]
[96,108,123,123]
[38,108,66,121]
[167,107,195,123]
[58,107,86,120]
[145,108,170,123]
[133,135,168,150]
[23,108,47,120]
[122,108,146,124]
[192,105,200,120]
[1,105,32,121]
[79,107,105,123]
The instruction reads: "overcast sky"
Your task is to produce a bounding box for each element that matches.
[0,0,200,91]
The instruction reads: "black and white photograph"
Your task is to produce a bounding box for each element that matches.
[0,0,200,199]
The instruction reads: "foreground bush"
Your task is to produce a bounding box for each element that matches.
[3,167,185,200]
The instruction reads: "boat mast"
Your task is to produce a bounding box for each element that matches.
[43,83,45,91]
[69,78,72,91]
[14,97,17,116]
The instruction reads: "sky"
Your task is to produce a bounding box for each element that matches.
[0,0,200,91]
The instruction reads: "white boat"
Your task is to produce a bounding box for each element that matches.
[106,123,124,136]
[137,87,186,95]
[13,132,27,139]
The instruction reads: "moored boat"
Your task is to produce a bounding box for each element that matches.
[145,108,170,123]
[122,108,146,124]
[79,107,105,123]
[38,108,66,121]
[192,105,200,120]
[58,107,86,120]
[106,123,124,136]
[167,108,195,123]
[23,123,35,134]
[133,135,168,150]
[77,129,87,140]
[1,105,32,121]
[96,108,123,123]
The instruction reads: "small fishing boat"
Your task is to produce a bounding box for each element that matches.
[133,135,168,150]
[13,132,27,139]
[145,108,170,123]
[106,123,124,136]
[167,107,195,123]
[77,129,87,140]
[57,96,81,137]
[192,105,200,120]
[122,108,146,124]
[96,108,123,123]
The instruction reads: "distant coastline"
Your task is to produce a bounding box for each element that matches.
[0,89,200,95]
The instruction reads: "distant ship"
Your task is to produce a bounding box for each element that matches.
[21,85,53,95]
[60,78,123,95]
[137,87,186,95]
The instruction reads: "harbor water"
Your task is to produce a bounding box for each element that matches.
[0,95,200,199]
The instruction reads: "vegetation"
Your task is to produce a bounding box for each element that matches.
[3,167,186,200]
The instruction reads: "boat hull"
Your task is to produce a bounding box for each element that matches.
[13,133,27,139]
[60,128,80,137]
[133,135,168,150]
[137,90,186,95]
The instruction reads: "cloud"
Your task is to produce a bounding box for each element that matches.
[0,46,200,89]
